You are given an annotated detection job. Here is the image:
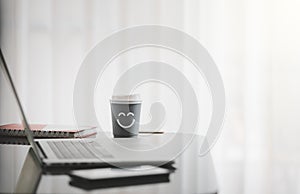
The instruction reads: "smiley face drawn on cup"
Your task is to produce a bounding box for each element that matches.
[117,112,135,129]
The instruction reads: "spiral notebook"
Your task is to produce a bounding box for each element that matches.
[0,124,97,139]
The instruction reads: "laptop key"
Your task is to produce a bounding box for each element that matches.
[47,141,101,159]
[47,141,64,159]
[47,140,109,159]
[62,141,85,158]
[70,141,96,159]
[55,141,73,159]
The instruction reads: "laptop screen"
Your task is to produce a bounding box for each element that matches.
[0,48,41,158]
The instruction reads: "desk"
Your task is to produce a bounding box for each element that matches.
[0,136,218,194]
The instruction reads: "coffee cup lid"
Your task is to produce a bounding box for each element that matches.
[110,94,142,104]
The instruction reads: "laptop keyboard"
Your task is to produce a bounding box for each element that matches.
[47,141,113,159]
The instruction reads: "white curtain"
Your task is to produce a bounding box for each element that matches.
[1,0,300,194]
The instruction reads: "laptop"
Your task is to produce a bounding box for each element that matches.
[0,48,196,171]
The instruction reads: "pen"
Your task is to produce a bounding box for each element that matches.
[139,131,164,134]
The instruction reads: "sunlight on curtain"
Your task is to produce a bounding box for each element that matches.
[1,0,300,193]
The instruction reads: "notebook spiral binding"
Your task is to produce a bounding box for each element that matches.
[0,128,72,138]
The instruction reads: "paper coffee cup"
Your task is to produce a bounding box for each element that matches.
[110,94,142,138]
